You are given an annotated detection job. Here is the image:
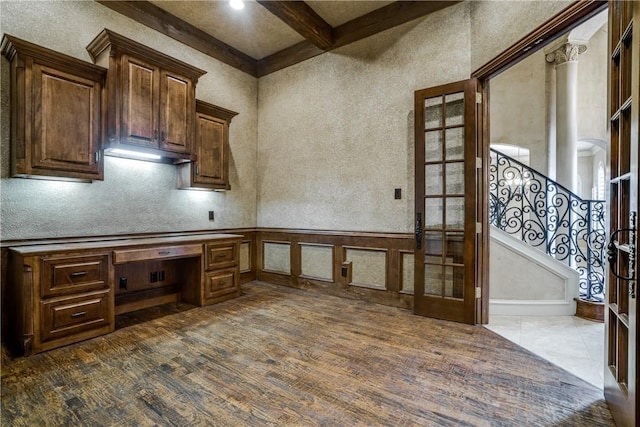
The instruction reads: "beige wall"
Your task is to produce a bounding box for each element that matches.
[490,49,548,172]
[489,19,608,177]
[577,27,608,143]
[1,1,575,240]
[257,1,571,232]
[0,1,258,240]
[469,0,572,72]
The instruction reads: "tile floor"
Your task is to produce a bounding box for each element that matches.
[485,315,605,389]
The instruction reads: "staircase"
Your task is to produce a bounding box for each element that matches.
[489,148,606,303]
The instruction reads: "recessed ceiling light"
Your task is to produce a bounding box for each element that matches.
[229,0,244,10]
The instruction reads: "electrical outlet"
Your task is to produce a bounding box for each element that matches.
[158,270,165,281]
[208,210,215,221]
[394,188,402,199]
[119,277,127,290]
[150,271,158,283]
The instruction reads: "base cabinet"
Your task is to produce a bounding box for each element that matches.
[40,290,112,343]
[8,251,114,356]
[204,268,239,303]
[8,233,242,356]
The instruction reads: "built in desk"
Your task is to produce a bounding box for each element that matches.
[8,233,242,356]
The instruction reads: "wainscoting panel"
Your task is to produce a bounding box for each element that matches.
[300,243,333,282]
[401,252,415,294]
[262,241,291,275]
[344,247,387,290]
[239,241,252,273]
[256,229,414,309]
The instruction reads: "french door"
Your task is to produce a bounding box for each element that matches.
[414,79,481,324]
[605,1,638,426]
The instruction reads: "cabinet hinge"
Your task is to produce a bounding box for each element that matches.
[476,92,482,104]
[195,165,199,175]
[476,222,482,233]
[95,151,100,163]
[475,287,482,298]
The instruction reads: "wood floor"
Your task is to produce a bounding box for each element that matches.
[2,281,614,426]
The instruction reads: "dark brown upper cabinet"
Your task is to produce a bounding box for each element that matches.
[86,29,206,162]
[178,100,238,191]
[1,35,107,181]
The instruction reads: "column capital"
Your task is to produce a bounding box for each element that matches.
[545,42,587,65]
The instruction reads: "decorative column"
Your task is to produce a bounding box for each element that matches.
[545,42,586,194]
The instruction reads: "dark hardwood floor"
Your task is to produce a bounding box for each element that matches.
[2,281,613,426]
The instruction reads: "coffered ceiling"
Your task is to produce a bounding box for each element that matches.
[97,0,460,77]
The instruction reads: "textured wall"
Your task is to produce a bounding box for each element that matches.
[577,27,608,143]
[490,50,547,173]
[256,1,575,233]
[0,1,258,240]
[1,0,581,241]
[257,2,471,232]
[469,0,572,72]
[489,21,608,177]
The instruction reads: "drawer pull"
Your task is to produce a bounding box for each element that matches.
[218,280,227,286]
[70,271,88,278]
[158,250,171,256]
[70,311,87,318]
[215,253,227,259]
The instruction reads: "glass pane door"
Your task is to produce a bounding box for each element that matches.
[414,80,479,324]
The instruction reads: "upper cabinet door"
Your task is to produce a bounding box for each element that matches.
[32,64,103,176]
[1,34,106,181]
[121,55,159,148]
[159,70,193,154]
[177,100,237,191]
[195,113,226,186]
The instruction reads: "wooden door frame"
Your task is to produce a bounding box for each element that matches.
[470,0,607,324]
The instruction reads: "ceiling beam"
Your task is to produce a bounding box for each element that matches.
[95,0,258,76]
[333,1,462,48]
[257,1,461,77]
[256,1,334,50]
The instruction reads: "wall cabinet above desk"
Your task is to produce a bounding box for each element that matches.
[86,29,206,162]
[1,35,107,181]
[178,100,238,191]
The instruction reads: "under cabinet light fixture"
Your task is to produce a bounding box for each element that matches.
[229,0,244,10]
[107,148,162,160]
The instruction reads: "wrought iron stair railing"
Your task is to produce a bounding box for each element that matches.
[489,148,606,302]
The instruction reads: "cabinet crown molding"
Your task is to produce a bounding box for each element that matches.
[86,29,206,81]
[1,34,107,80]
[196,100,239,123]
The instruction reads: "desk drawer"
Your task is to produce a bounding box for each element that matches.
[42,255,109,298]
[205,243,237,270]
[113,244,202,264]
[41,290,111,342]
[204,269,237,300]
